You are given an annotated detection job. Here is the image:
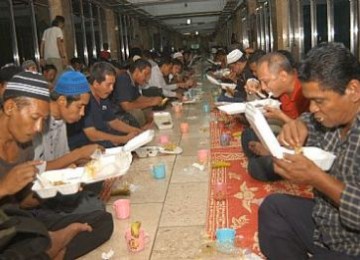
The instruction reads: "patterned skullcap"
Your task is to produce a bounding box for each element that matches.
[55,71,90,96]
[4,71,50,102]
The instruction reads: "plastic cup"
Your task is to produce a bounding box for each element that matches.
[197,149,209,164]
[159,135,169,145]
[216,228,236,245]
[220,133,231,146]
[125,228,150,252]
[113,199,130,219]
[213,182,227,201]
[203,103,210,113]
[152,163,166,179]
[180,122,189,134]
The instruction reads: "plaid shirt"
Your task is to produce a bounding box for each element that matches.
[301,112,360,256]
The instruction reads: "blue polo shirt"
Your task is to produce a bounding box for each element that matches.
[111,71,141,114]
[67,93,118,149]
[84,94,116,132]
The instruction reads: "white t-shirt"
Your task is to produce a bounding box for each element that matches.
[42,26,63,59]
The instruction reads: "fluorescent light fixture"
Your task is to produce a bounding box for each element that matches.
[186,19,191,25]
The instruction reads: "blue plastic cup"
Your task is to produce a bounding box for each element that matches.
[216,228,236,245]
[203,103,210,113]
[152,163,166,179]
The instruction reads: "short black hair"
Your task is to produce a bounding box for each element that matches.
[129,59,151,73]
[89,62,116,84]
[248,49,266,65]
[50,91,81,106]
[70,57,82,65]
[172,59,183,68]
[0,65,22,84]
[276,50,297,69]
[298,42,360,94]
[110,60,130,70]
[52,15,65,26]
[158,57,173,67]
[43,64,57,72]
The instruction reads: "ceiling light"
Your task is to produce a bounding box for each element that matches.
[195,31,199,35]
[186,19,191,25]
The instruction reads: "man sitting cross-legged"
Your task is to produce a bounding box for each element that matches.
[258,42,360,260]
[0,71,113,259]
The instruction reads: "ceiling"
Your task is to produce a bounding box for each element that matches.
[109,0,245,36]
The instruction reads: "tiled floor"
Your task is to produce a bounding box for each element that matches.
[79,81,220,259]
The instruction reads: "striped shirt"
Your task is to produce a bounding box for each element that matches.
[301,112,360,256]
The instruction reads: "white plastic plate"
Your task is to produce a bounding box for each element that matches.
[158,146,183,155]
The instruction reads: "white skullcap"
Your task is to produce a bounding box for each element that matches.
[132,55,141,62]
[226,49,244,65]
[172,52,183,59]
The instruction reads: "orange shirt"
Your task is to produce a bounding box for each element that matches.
[279,77,309,119]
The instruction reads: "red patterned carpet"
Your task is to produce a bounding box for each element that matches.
[206,112,313,257]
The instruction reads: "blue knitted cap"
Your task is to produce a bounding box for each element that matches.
[55,71,90,96]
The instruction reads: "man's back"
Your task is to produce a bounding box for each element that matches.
[42,26,63,59]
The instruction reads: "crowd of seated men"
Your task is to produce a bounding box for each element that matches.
[209,42,360,259]
[0,43,200,258]
[0,34,359,259]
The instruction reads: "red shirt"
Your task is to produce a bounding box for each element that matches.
[279,77,309,119]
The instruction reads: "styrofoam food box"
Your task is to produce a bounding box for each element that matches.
[154,112,173,130]
[245,103,336,171]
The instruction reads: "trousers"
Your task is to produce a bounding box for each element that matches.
[258,194,359,260]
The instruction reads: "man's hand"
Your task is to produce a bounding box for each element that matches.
[264,107,286,121]
[0,161,42,197]
[277,119,308,148]
[245,78,261,94]
[76,144,105,160]
[152,96,163,106]
[273,153,321,185]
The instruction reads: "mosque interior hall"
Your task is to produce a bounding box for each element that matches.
[0,0,360,259]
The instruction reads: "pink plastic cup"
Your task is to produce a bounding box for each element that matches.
[180,122,189,134]
[113,199,130,219]
[197,149,209,164]
[173,104,182,113]
[159,135,169,145]
[213,182,227,201]
[125,228,150,252]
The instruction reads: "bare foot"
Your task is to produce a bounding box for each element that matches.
[141,121,154,130]
[248,141,271,156]
[47,223,92,258]
[99,178,117,202]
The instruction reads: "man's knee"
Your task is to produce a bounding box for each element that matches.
[90,210,114,241]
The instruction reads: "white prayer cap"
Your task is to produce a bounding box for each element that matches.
[226,49,244,65]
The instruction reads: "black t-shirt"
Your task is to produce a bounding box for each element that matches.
[111,72,141,114]
[67,93,117,149]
